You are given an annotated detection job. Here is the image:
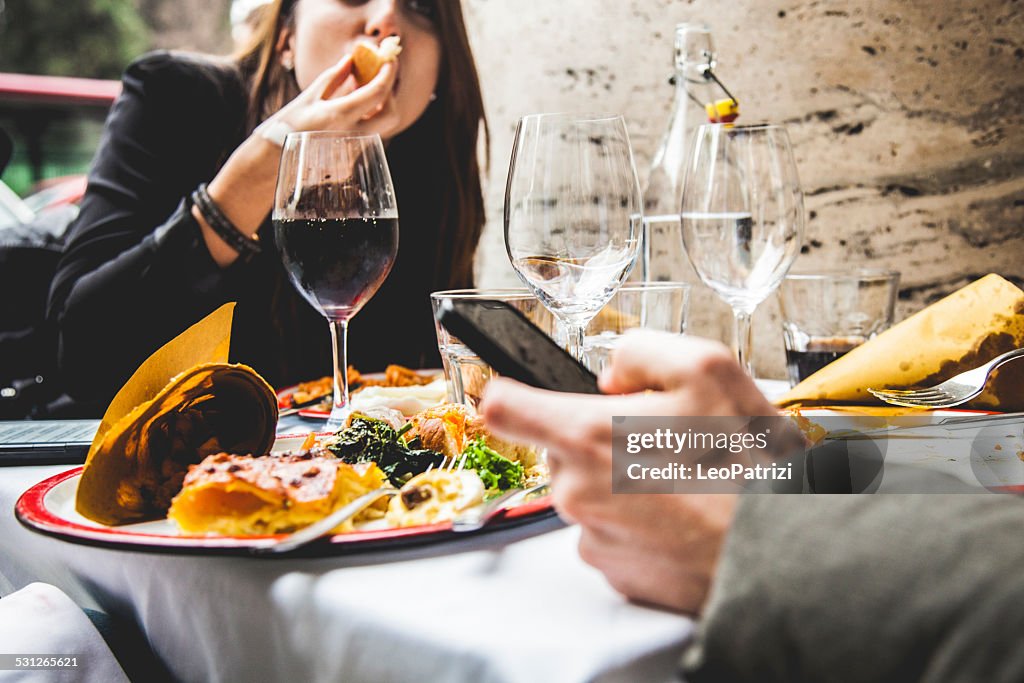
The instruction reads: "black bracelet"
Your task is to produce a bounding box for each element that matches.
[190,183,261,258]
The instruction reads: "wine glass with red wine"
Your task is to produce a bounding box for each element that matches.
[273,132,398,429]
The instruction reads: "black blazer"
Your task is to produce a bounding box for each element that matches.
[48,51,447,406]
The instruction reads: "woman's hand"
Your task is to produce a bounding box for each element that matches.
[200,55,398,266]
[269,55,401,139]
[480,330,777,614]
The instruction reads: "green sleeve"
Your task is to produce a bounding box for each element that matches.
[683,488,1024,682]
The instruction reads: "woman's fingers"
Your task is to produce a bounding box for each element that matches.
[313,55,355,100]
[281,58,397,135]
[322,60,397,121]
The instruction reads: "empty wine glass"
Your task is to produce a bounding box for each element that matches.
[505,113,643,362]
[680,123,804,375]
[273,132,399,429]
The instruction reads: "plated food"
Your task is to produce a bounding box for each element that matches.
[72,358,546,540]
[170,402,544,537]
[278,365,444,417]
[76,363,278,526]
[168,453,388,536]
[18,306,551,554]
[386,470,485,528]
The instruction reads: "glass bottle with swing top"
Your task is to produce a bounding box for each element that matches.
[637,23,739,283]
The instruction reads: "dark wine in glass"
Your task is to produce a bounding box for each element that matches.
[273,133,399,429]
[275,216,398,320]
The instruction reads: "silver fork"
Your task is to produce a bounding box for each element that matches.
[251,454,465,555]
[451,481,550,533]
[868,347,1024,409]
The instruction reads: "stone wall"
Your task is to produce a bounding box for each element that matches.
[463,0,1024,378]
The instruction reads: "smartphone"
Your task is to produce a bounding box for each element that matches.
[435,298,600,394]
[0,419,99,466]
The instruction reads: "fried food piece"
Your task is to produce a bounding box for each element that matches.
[352,36,402,86]
[404,403,470,457]
[290,366,435,409]
[358,364,438,389]
[404,403,540,467]
[168,453,388,535]
[781,406,828,446]
[291,376,333,406]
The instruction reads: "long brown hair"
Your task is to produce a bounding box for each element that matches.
[234,0,488,289]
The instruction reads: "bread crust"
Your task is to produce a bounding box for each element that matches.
[352,36,402,86]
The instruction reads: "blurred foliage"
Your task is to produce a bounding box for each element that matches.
[0,0,150,79]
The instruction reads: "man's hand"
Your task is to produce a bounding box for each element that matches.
[481,330,776,614]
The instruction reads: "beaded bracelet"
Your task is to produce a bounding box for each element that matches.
[190,183,261,259]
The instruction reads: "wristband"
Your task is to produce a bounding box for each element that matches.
[190,183,261,259]
[255,119,295,147]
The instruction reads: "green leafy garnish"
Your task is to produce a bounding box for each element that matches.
[325,417,443,486]
[461,437,524,491]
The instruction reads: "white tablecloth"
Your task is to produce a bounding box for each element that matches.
[0,582,130,683]
[0,464,693,683]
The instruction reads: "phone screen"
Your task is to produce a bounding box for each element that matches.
[436,299,600,394]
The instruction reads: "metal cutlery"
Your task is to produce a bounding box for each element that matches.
[868,347,1024,409]
[451,481,550,533]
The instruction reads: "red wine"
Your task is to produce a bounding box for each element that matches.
[785,337,863,384]
[274,217,398,320]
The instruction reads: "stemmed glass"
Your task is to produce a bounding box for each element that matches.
[505,113,643,362]
[680,123,804,375]
[273,132,399,429]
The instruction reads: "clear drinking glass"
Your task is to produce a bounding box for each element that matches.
[505,113,643,362]
[272,132,399,429]
[780,269,900,385]
[430,289,556,410]
[681,123,804,375]
[583,282,691,374]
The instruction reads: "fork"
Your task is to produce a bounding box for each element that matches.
[451,481,550,533]
[868,347,1024,409]
[251,454,466,555]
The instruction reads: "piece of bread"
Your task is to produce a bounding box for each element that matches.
[352,36,402,86]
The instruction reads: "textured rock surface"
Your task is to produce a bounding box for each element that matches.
[464,0,1024,377]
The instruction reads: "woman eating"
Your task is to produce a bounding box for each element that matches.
[48,0,487,410]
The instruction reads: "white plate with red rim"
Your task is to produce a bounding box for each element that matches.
[16,433,554,557]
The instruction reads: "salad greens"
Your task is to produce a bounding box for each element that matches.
[460,437,525,491]
[325,417,525,491]
[325,417,444,486]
